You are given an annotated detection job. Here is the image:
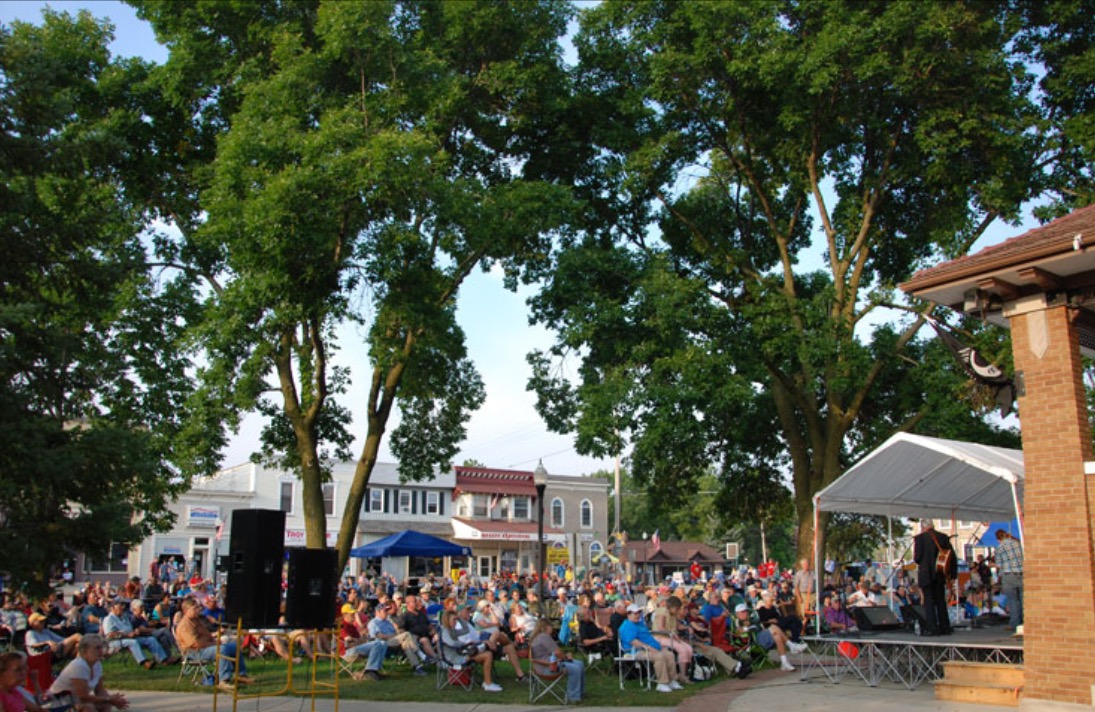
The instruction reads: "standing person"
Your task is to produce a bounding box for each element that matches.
[792,558,816,619]
[913,520,956,636]
[529,619,585,704]
[994,530,1024,630]
[49,635,129,712]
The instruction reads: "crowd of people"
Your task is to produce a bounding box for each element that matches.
[0,531,1024,708]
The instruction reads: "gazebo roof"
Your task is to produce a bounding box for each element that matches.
[901,205,1095,353]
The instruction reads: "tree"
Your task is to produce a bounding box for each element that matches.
[528,1,1058,564]
[0,10,198,594]
[132,0,578,570]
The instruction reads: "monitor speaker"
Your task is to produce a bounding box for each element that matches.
[901,604,931,633]
[285,547,338,629]
[225,509,285,628]
[852,605,903,631]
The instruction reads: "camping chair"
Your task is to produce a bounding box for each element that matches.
[614,637,652,691]
[707,615,736,653]
[25,651,74,711]
[177,649,213,686]
[577,638,611,676]
[731,628,776,671]
[528,657,567,704]
[435,642,477,692]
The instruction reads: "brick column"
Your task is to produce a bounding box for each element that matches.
[1007,299,1095,707]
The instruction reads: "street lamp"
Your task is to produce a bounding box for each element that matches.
[533,459,548,617]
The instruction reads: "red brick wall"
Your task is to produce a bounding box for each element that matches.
[1009,305,1095,705]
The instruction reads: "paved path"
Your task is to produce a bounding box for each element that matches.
[120,668,1016,712]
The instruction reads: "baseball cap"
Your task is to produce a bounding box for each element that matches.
[626,603,643,613]
[28,613,46,625]
[734,603,748,613]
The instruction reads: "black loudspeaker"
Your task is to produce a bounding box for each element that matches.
[285,548,338,629]
[225,509,285,629]
[901,604,931,633]
[852,605,903,631]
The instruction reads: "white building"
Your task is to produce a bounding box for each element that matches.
[128,460,609,585]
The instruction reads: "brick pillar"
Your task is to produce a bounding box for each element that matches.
[1007,299,1095,707]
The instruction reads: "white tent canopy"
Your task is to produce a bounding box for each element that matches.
[815,432,1024,522]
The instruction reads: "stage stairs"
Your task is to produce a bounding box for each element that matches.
[934,661,1023,707]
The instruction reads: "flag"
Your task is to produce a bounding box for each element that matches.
[215,521,223,542]
[651,529,661,552]
[489,493,500,511]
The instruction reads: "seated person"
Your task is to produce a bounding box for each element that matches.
[394,595,438,662]
[338,609,388,681]
[49,635,129,712]
[78,594,107,636]
[100,600,172,670]
[439,607,504,692]
[530,618,585,704]
[127,601,175,660]
[755,590,804,643]
[366,605,428,676]
[733,603,801,672]
[508,602,536,645]
[618,603,678,693]
[25,613,80,662]
[471,600,505,638]
[846,580,882,608]
[577,606,613,658]
[174,598,252,692]
[822,595,857,633]
[649,597,694,686]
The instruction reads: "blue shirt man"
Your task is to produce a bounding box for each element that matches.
[617,603,677,690]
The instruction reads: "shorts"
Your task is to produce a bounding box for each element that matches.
[757,628,775,650]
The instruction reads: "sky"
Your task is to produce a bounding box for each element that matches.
[2,1,1039,479]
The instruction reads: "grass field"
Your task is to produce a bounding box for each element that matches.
[99,651,720,705]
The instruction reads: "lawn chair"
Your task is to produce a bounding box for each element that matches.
[177,649,213,686]
[25,651,74,711]
[731,628,776,671]
[435,642,477,692]
[528,657,567,704]
[614,636,652,691]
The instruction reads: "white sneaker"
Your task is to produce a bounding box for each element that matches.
[656,683,673,693]
[780,660,796,672]
[788,641,808,654]
[669,680,683,690]
[482,682,503,692]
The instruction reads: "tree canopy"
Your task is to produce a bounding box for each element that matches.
[131,0,579,569]
[0,10,198,594]
[528,0,1079,561]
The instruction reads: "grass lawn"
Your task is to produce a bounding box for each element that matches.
[101,652,720,705]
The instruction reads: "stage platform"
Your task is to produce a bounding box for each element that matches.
[797,624,1023,690]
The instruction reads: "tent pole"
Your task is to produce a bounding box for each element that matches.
[1010,481,1025,544]
[813,496,821,635]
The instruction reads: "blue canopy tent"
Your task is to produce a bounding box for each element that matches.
[349,529,471,559]
[977,519,1023,546]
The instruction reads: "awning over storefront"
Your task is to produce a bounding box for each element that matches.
[452,517,567,543]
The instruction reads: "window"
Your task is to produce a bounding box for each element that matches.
[369,489,383,513]
[589,541,604,564]
[513,496,529,520]
[457,497,469,518]
[84,542,129,573]
[399,490,412,514]
[322,483,336,516]
[580,499,593,528]
[477,556,493,578]
[551,497,564,528]
[472,495,488,517]
[279,481,294,513]
[426,491,440,515]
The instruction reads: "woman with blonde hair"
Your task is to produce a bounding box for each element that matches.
[439,608,501,692]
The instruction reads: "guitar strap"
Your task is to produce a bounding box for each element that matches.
[929,529,951,580]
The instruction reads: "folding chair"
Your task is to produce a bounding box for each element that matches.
[528,658,567,704]
[177,650,213,686]
[614,637,652,691]
[25,651,74,711]
[435,643,477,692]
[731,629,775,671]
[577,636,612,677]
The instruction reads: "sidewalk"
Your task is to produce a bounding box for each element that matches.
[120,668,1017,712]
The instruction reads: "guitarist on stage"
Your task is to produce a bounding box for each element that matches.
[913,519,957,636]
